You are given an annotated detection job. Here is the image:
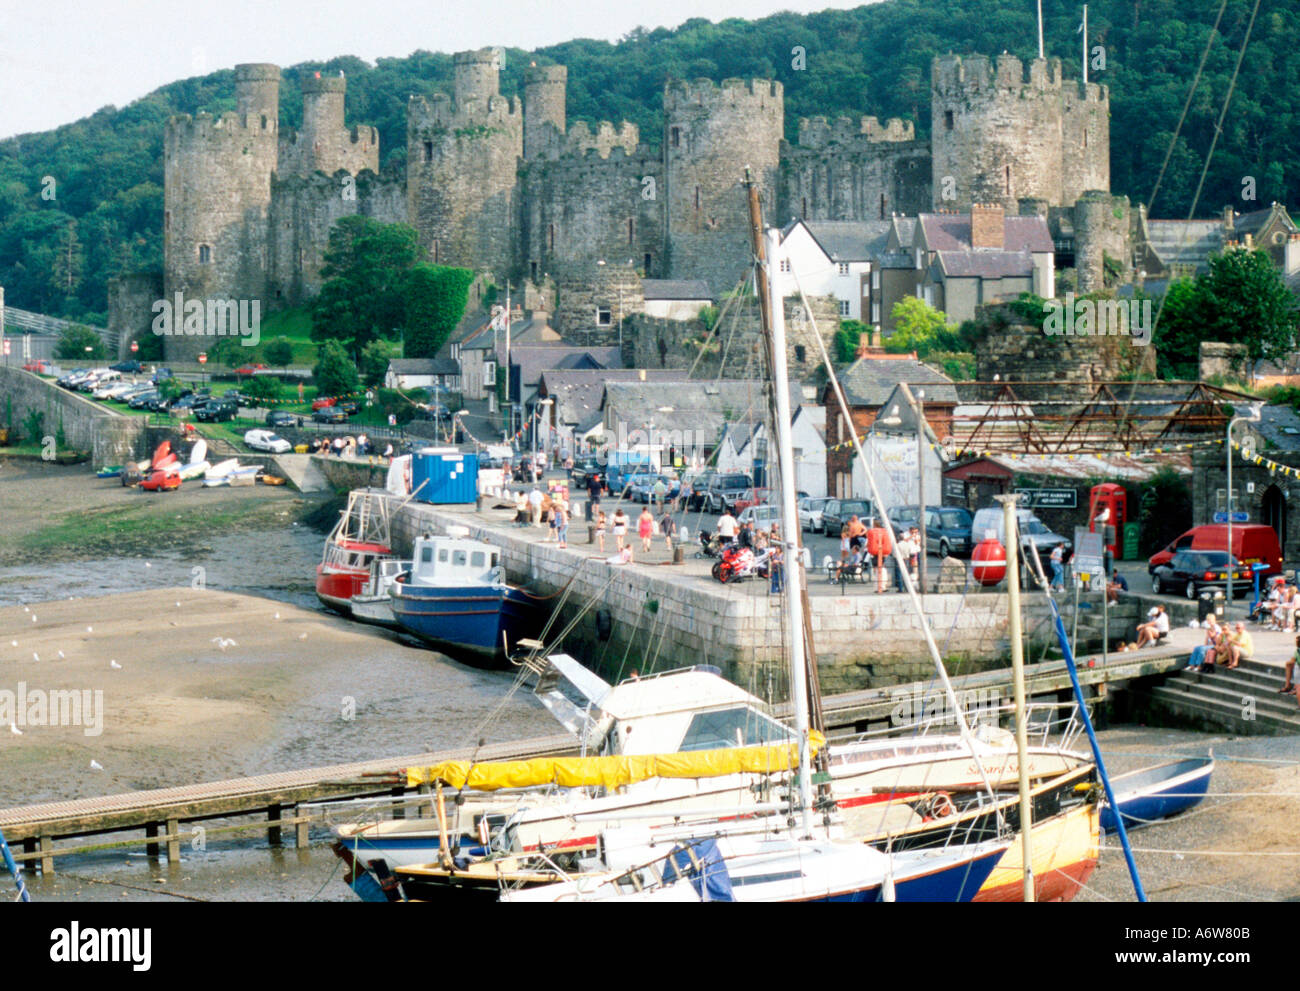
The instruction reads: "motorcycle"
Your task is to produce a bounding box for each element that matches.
[711,545,768,584]
[696,530,725,559]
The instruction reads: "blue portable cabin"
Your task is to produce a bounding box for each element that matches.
[411,448,479,504]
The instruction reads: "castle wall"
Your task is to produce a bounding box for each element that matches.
[523,64,566,161]
[553,264,646,352]
[665,78,784,294]
[520,144,664,283]
[1073,191,1130,293]
[108,272,163,358]
[1060,82,1110,205]
[780,125,931,222]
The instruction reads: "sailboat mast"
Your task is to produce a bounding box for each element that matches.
[753,220,814,835]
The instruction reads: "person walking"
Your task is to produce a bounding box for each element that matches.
[528,486,544,527]
[638,507,655,554]
[659,509,677,554]
[595,510,608,552]
[652,477,667,514]
[612,508,629,552]
[1050,543,1065,593]
[769,541,785,595]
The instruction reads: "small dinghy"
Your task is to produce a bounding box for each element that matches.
[96,465,124,478]
[1100,753,1213,833]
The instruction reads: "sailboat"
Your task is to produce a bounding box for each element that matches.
[315,488,395,614]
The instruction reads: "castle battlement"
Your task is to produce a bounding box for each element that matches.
[932,54,1067,95]
[166,111,278,142]
[664,76,782,112]
[563,120,639,159]
[797,114,915,148]
[1064,80,1108,104]
[408,91,521,131]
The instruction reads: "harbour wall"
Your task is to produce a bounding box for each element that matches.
[387,499,1131,697]
[0,365,145,465]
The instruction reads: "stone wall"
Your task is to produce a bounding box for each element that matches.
[0,366,146,465]
[277,75,380,179]
[1073,191,1131,293]
[390,500,1033,697]
[1198,341,1249,382]
[780,133,931,222]
[108,272,163,359]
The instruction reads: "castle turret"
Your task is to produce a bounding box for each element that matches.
[664,77,783,293]
[162,63,280,360]
[279,72,379,178]
[524,63,567,160]
[407,49,522,278]
[235,63,280,119]
[931,54,1104,212]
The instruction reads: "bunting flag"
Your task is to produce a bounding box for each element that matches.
[1229,439,1298,477]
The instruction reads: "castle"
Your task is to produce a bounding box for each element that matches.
[116,48,1110,359]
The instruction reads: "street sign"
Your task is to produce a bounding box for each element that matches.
[1072,527,1105,577]
[130,340,139,353]
[943,477,965,503]
[1212,511,1249,523]
[1015,487,1077,509]
[197,352,208,365]
[1,339,8,356]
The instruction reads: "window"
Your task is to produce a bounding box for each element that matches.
[423,141,433,162]
[164,211,170,233]
[679,707,794,751]
[670,126,680,148]
[484,361,495,384]
[644,252,652,273]
[627,218,634,244]
[438,548,449,563]
[452,550,468,567]
[421,546,433,563]
[780,259,790,273]
[839,300,851,317]
[872,270,880,290]
[801,197,807,216]
[596,307,612,326]
[470,551,486,569]
[548,224,555,252]
[944,110,954,130]
[198,244,211,264]
[915,249,922,270]
[871,302,880,323]
[432,240,439,263]
[694,186,700,211]
[530,261,538,280]
[261,114,269,130]
[490,553,499,567]
[839,263,850,276]
[794,345,806,363]
[880,194,886,220]
[1005,165,1011,195]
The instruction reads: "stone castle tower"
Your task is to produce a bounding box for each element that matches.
[138,48,1112,360]
[930,53,1109,210]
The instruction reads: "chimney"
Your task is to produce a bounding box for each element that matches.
[1223,206,1235,230]
[970,202,1004,250]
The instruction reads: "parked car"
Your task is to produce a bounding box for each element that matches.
[701,473,752,514]
[312,406,349,424]
[57,369,89,388]
[337,400,360,415]
[266,409,298,428]
[797,496,829,533]
[150,367,173,384]
[820,498,875,536]
[235,363,268,377]
[1147,523,1283,578]
[222,389,248,407]
[737,504,782,530]
[78,370,118,392]
[728,486,772,515]
[113,384,155,403]
[890,505,975,558]
[127,390,160,410]
[22,360,51,374]
[1151,550,1251,599]
[244,429,292,453]
[570,457,605,486]
[311,397,337,411]
[682,472,717,511]
[94,379,136,400]
[629,473,680,504]
[110,360,142,373]
[194,399,237,423]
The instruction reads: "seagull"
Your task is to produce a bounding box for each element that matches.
[298,633,308,640]
[274,612,281,620]
[110,660,122,670]
[175,602,181,608]
[86,626,92,633]
[89,760,103,771]
[57,650,65,659]
[32,652,39,662]
[22,606,28,612]
[9,723,21,735]
[211,637,237,650]
[145,562,152,568]
[9,640,16,647]
[31,615,36,622]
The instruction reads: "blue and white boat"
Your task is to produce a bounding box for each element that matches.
[1100,753,1213,833]
[390,526,545,667]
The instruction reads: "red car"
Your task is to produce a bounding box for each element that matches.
[22,360,51,374]
[236,363,267,377]
[729,487,773,515]
[140,470,182,492]
[311,396,337,411]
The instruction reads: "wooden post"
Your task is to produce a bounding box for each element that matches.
[166,819,181,862]
[294,804,310,848]
[268,804,282,846]
[145,822,160,859]
[39,836,54,874]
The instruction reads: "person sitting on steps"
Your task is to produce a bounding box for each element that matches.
[1277,634,1299,695]
[1135,605,1169,648]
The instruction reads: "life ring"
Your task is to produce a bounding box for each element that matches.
[930,792,955,818]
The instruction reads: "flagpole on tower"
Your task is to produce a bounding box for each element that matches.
[1081,4,1089,85]
[1037,0,1044,59]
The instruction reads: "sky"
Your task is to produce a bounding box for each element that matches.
[0,0,880,140]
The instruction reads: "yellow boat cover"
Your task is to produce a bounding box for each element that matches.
[406,731,826,791]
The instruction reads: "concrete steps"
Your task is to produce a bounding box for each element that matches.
[1137,656,1300,735]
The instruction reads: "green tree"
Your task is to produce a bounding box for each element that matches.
[403,263,474,358]
[886,297,958,358]
[1197,249,1300,366]
[313,339,360,397]
[263,337,294,367]
[833,319,866,363]
[243,375,282,403]
[311,217,423,358]
[359,338,397,388]
[55,324,106,360]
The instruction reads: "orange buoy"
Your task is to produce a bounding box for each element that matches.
[971,535,1007,587]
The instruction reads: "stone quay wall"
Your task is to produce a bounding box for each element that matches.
[0,366,146,466]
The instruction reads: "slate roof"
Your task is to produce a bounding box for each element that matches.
[917,213,1054,253]
[802,220,894,262]
[642,279,713,301]
[937,250,1037,279]
[539,369,680,432]
[890,216,917,249]
[600,379,797,440]
[507,344,623,389]
[1233,203,1298,239]
[834,357,958,407]
[387,358,459,376]
[1144,219,1224,270]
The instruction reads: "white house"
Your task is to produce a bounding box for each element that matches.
[641,279,714,320]
[713,407,828,498]
[775,220,892,331]
[384,358,461,392]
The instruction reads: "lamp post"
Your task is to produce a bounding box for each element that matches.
[532,398,553,480]
[915,388,926,598]
[1226,402,1264,611]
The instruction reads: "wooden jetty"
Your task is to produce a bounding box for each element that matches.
[0,642,1192,874]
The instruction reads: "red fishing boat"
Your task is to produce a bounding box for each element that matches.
[316,489,395,614]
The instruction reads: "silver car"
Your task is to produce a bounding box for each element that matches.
[798,497,829,533]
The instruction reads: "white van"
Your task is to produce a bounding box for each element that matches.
[971,506,1071,562]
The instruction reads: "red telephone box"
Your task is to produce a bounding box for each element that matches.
[1089,483,1127,559]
